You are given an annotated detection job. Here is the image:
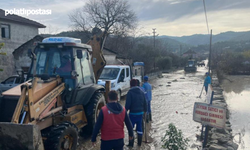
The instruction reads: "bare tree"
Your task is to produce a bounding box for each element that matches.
[69,0,137,38]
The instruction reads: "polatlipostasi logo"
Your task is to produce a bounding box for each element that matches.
[5,8,52,16]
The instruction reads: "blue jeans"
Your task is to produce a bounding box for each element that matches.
[101,139,124,150]
[205,86,208,93]
[147,101,151,113]
[129,114,143,135]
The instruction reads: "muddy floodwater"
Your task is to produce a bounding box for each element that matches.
[221,75,250,150]
[78,66,210,150]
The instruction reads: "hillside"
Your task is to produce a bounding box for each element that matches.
[40,30,250,54]
[164,30,250,46]
[157,36,190,53]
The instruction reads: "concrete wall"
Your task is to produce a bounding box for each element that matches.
[0,20,38,81]
[104,55,118,65]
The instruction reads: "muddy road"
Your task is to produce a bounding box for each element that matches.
[221,75,250,150]
[78,66,208,150]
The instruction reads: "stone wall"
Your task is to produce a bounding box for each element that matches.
[205,72,238,150]
[0,20,38,81]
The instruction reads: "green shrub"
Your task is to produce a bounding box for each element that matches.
[156,56,172,70]
[161,123,189,150]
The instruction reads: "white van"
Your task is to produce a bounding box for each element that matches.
[98,65,132,101]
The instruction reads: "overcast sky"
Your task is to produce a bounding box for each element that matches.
[1,0,250,36]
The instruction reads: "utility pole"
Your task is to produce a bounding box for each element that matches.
[153,28,156,49]
[152,28,158,70]
[208,29,212,74]
[179,45,182,57]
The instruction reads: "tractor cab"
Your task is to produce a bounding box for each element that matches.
[184,59,197,72]
[27,37,97,105]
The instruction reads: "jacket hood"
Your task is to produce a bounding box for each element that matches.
[106,102,123,114]
[129,86,142,94]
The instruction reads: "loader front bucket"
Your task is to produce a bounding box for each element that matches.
[0,123,44,150]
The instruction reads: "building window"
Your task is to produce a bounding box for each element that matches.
[1,24,10,38]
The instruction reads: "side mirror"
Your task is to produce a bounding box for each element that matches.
[28,49,32,58]
[77,50,83,59]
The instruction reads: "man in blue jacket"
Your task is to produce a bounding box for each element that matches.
[142,76,152,121]
[92,91,134,150]
[204,72,211,94]
[125,79,147,147]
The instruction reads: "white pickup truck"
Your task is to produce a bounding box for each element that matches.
[98,64,144,101]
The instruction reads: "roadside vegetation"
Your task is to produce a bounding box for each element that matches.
[161,123,189,150]
[212,49,250,75]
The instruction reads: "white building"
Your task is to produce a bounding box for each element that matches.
[0,9,45,81]
[103,48,132,65]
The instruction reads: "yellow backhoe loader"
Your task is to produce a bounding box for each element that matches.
[0,31,109,150]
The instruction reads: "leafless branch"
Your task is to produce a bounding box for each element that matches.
[68,0,137,37]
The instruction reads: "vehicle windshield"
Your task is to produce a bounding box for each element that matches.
[31,46,73,77]
[99,68,120,80]
[188,61,194,66]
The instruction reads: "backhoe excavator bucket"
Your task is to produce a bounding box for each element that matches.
[0,123,44,150]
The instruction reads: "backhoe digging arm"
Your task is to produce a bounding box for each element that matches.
[11,85,28,123]
[87,35,106,82]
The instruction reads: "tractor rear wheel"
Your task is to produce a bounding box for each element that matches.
[45,122,78,150]
[83,92,105,135]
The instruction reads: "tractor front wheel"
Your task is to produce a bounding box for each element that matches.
[45,122,78,150]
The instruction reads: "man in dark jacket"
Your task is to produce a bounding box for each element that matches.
[92,91,134,150]
[125,79,147,147]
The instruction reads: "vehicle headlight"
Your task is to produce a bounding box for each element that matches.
[111,83,116,88]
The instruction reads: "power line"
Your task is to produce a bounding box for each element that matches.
[203,0,209,34]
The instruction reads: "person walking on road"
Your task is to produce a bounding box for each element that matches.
[136,79,146,94]
[91,90,134,150]
[204,72,211,94]
[125,79,147,147]
[142,76,152,121]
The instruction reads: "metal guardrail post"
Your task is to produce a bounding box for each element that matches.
[203,91,214,148]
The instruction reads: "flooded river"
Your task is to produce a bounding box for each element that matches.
[78,66,209,150]
[221,75,250,150]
